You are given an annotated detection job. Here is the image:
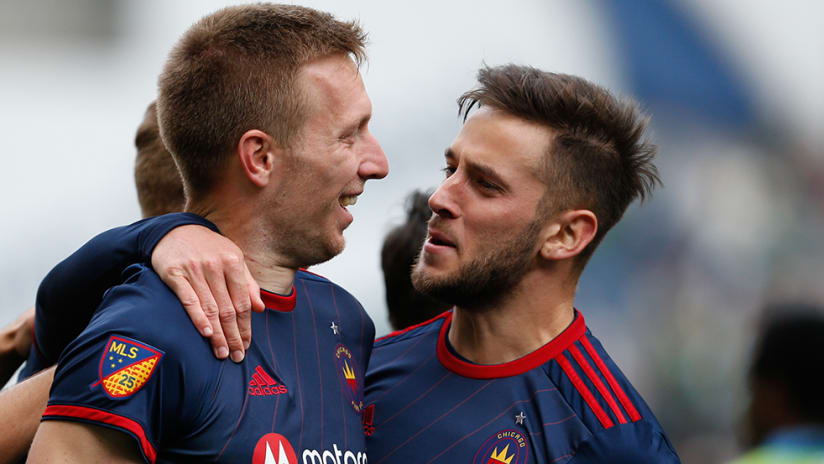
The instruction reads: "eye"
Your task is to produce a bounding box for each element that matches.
[340,127,359,144]
[442,166,456,178]
[476,177,499,190]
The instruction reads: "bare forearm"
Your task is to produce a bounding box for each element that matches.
[27,419,142,463]
[0,367,54,463]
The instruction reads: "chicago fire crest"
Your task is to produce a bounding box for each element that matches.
[472,429,530,464]
[93,335,163,399]
[334,344,364,413]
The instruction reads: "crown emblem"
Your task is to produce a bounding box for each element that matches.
[342,359,357,394]
[488,444,514,464]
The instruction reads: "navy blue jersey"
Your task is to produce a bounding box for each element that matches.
[364,311,680,463]
[44,264,373,463]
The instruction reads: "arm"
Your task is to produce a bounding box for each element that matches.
[0,367,54,463]
[0,307,34,386]
[33,213,261,365]
[27,420,143,464]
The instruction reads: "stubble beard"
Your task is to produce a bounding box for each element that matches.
[411,220,541,312]
[272,208,345,269]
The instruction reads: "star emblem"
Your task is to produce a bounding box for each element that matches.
[330,321,340,335]
[515,411,526,425]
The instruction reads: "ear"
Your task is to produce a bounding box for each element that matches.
[539,210,598,261]
[237,129,280,188]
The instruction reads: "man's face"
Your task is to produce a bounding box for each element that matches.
[411,107,551,309]
[270,54,388,267]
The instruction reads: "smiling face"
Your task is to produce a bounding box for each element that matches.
[411,107,553,309]
[268,54,388,267]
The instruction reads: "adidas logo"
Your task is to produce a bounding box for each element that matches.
[248,365,288,396]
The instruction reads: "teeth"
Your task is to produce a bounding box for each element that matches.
[339,195,357,207]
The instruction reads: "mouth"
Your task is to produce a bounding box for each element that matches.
[427,229,456,248]
[339,194,359,208]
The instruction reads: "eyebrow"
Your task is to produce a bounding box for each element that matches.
[444,148,510,191]
[341,114,371,138]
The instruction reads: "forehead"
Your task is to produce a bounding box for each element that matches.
[298,54,370,120]
[449,107,551,180]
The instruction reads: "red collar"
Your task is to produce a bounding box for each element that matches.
[260,286,297,312]
[437,310,586,379]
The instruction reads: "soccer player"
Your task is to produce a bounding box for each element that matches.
[26,4,386,463]
[381,189,449,330]
[362,65,680,463]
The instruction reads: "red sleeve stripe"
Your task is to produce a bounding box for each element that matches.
[555,353,614,429]
[42,404,156,463]
[579,335,641,422]
[568,344,627,425]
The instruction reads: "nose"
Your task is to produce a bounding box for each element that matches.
[428,175,459,219]
[358,130,389,180]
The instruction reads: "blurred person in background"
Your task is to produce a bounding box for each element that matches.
[0,100,185,462]
[729,303,824,464]
[381,189,449,330]
[18,100,186,382]
[133,101,186,219]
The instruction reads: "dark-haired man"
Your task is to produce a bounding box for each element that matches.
[363,65,679,463]
[27,4,386,463]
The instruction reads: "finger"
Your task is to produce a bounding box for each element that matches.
[186,265,229,359]
[163,272,213,338]
[223,254,253,351]
[245,265,264,313]
[243,265,263,350]
[203,260,245,363]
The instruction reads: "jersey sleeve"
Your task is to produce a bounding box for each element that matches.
[566,420,681,463]
[42,268,213,464]
[24,213,216,376]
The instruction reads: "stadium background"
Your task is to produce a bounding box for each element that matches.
[1,1,822,462]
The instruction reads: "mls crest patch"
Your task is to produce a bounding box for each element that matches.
[94,335,163,399]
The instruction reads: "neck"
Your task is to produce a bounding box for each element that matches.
[188,196,297,295]
[448,270,576,365]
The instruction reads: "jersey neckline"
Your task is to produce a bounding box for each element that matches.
[260,286,297,312]
[436,310,586,379]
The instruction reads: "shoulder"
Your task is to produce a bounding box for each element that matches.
[374,311,450,348]
[567,419,681,463]
[543,322,678,460]
[84,264,212,363]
